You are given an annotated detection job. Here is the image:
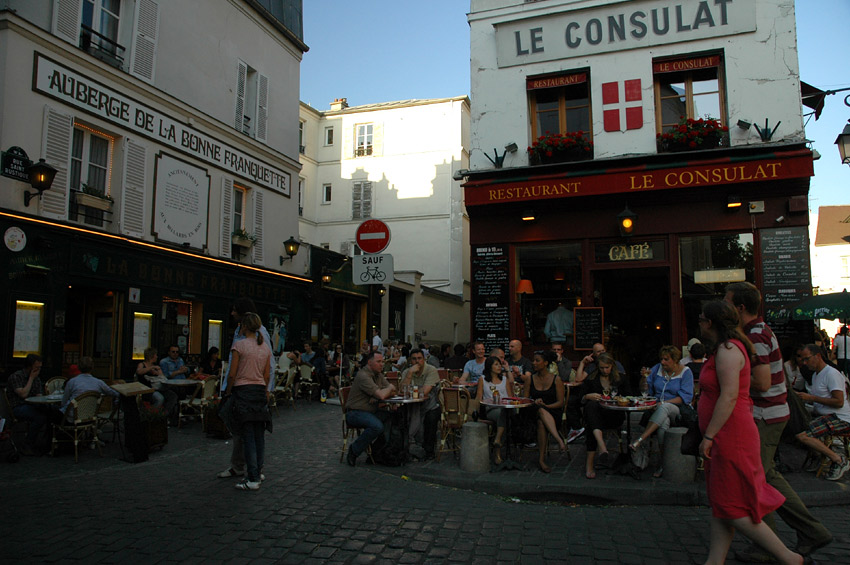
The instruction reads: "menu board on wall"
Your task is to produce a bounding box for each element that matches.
[471,244,510,352]
[573,307,604,350]
[760,227,811,322]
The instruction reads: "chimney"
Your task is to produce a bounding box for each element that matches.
[330,97,349,111]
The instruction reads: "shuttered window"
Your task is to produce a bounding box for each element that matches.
[352,180,372,220]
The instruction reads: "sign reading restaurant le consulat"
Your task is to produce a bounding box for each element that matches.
[32,54,290,196]
[464,152,814,206]
[496,0,755,67]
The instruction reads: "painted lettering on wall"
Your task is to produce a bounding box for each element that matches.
[608,242,652,261]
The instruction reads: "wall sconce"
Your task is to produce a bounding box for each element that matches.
[321,272,332,284]
[617,205,637,237]
[378,286,386,297]
[554,269,565,281]
[24,159,58,206]
[727,196,742,209]
[836,121,850,166]
[279,236,300,265]
[521,209,536,222]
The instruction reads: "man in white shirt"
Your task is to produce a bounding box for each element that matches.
[796,344,850,481]
[371,328,384,354]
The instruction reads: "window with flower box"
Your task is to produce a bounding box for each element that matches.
[653,54,727,135]
[528,71,591,140]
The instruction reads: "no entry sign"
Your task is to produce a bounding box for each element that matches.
[355,219,391,254]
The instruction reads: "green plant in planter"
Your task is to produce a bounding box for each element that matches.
[231,228,258,244]
[80,183,114,202]
[657,116,728,152]
[139,401,167,422]
[527,131,593,164]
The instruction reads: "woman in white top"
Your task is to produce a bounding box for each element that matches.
[476,356,514,464]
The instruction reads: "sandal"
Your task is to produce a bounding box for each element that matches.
[629,437,643,451]
[653,466,664,478]
[586,470,596,479]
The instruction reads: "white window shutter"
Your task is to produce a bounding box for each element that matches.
[121,138,147,238]
[352,182,361,220]
[220,178,233,258]
[372,123,383,156]
[362,181,373,218]
[40,105,74,220]
[130,0,160,82]
[52,0,82,45]
[256,73,269,142]
[252,191,265,264]
[234,61,247,131]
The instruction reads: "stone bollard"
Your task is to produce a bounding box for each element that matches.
[662,426,696,483]
[460,422,490,473]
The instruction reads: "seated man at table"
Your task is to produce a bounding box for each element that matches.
[345,352,396,466]
[401,349,441,460]
[60,356,120,421]
[507,339,533,385]
[577,342,625,382]
[459,341,487,386]
[159,344,192,379]
[5,354,52,455]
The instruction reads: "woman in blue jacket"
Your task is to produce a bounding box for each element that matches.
[630,345,694,478]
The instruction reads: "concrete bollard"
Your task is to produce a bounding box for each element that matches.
[460,422,490,473]
[662,426,696,483]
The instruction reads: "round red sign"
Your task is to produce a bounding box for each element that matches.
[355,219,391,254]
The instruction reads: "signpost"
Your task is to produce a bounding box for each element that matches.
[352,254,394,285]
[355,219,391,254]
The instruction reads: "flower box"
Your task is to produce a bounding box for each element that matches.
[74,191,113,212]
[657,117,727,153]
[528,131,593,165]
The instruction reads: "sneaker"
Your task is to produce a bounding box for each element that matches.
[217,468,245,478]
[826,457,850,481]
[566,428,585,444]
[524,442,537,448]
[320,390,327,402]
[235,479,260,491]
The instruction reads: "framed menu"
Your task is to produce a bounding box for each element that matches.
[573,307,603,350]
[760,227,811,322]
[471,244,510,352]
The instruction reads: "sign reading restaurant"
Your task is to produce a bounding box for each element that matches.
[495,0,756,67]
[463,152,814,206]
[32,53,290,196]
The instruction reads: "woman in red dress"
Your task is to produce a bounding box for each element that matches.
[698,300,809,564]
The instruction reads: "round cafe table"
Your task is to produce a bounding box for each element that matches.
[480,397,535,471]
[381,395,427,463]
[599,399,658,447]
[25,393,63,405]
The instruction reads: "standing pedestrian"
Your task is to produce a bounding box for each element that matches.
[225,312,272,491]
[698,300,807,565]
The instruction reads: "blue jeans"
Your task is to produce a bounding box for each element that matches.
[241,421,265,482]
[346,409,384,456]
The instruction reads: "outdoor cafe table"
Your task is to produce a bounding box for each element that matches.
[381,395,427,463]
[599,399,658,448]
[25,393,63,405]
[111,382,154,463]
[480,397,535,471]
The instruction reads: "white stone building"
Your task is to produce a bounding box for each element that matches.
[810,206,850,336]
[0,0,309,378]
[298,97,471,345]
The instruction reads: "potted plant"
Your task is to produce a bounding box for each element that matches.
[139,401,168,450]
[231,228,258,248]
[657,116,728,152]
[74,183,114,211]
[528,131,594,165]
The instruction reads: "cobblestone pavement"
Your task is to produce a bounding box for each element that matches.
[2,402,849,564]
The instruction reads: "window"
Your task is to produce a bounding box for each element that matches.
[654,54,726,133]
[324,126,334,146]
[235,61,269,141]
[352,180,372,220]
[81,0,124,66]
[233,184,247,230]
[299,120,305,153]
[69,124,114,226]
[355,124,373,157]
[298,178,304,216]
[528,72,591,139]
[322,184,332,204]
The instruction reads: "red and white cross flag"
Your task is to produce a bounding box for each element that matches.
[602,79,643,132]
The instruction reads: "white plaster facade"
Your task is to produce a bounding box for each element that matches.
[298,97,472,344]
[810,207,850,335]
[0,0,307,275]
[468,0,806,169]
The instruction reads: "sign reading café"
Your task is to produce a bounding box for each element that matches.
[463,153,814,207]
[32,54,290,196]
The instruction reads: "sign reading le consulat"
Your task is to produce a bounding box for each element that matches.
[32,54,290,196]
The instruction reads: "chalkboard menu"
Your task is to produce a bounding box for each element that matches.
[471,244,510,352]
[760,227,811,322]
[573,307,604,350]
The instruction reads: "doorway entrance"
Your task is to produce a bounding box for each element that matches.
[64,286,123,380]
[592,267,670,381]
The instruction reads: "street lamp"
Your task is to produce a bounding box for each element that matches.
[24,158,58,206]
[279,236,300,265]
[617,205,637,237]
[836,120,850,166]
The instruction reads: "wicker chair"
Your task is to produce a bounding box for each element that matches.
[44,377,67,395]
[339,386,374,464]
[273,369,297,411]
[97,380,125,443]
[176,380,206,428]
[296,365,318,402]
[52,391,102,462]
[437,386,471,461]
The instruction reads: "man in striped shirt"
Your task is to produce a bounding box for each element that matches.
[725,282,832,561]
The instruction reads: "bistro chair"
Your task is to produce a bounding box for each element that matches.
[437,386,471,461]
[177,380,204,428]
[437,369,448,381]
[273,368,297,411]
[97,380,125,443]
[296,365,318,402]
[44,377,67,395]
[339,386,374,464]
[52,391,102,462]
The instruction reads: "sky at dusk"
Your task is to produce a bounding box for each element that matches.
[300,0,850,208]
